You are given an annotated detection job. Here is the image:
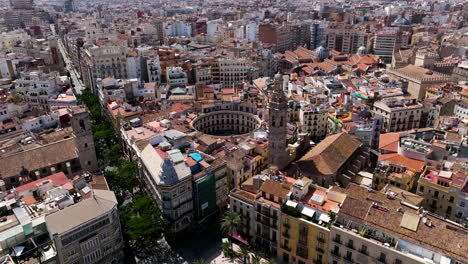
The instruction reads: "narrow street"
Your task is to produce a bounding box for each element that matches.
[49,23,85,94]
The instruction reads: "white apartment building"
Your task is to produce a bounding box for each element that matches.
[23,112,59,132]
[454,100,468,120]
[373,28,409,64]
[13,70,63,109]
[373,97,423,132]
[82,45,128,91]
[46,190,124,264]
[218,59,250,88]
[126,54,141,80]
[166,67,188,88]
[298,104,328,142]
[164,20,192,37]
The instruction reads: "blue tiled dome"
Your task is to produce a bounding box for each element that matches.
[316,46,329,60]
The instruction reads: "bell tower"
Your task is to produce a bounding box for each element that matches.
[268,73,288,170]
[70,107,98,173]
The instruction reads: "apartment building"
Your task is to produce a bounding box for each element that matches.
[326,24,370,54]
[259,23,291,53]
[373,97,423,132]
[166,67,188,88]
[147,55,162,83]
[329,184,468,264]
[373,28,407,64]
[229,172,287,256]
[46,190,124,264]
[218,59,250,88]
[279,179,344,264]
[416,168,468,223]
[82,45,128,91]
[13,70,63,109]
[140,140,194,234]
[298,104,328,142]
[454,100,468,120]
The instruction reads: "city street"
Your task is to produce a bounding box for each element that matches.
[49,23,85,94]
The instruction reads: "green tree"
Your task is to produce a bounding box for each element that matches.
[220,211,241,251]
[194,260,210,264]
[251,253,262,264]
[221,241,231,258]
[106,160,138,204]
[328,211,337,223]
[121,195,168,258]
[8,93,23,103]
[238,246,249,264]
[103,144,122,166]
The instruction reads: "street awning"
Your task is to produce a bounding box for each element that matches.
[228,231,249,245]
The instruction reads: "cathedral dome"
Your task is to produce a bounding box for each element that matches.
[315,46,329,60]
[357,46,367,56]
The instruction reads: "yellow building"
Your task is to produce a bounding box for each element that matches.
[280,212,330,264]
[416,167,467,221]
[278,179,344,264]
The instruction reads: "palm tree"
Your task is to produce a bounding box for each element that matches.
[251,253,262,264]
[222,241,231,258]
[238,246,249,264]
[220,211,241,250]
[328,211,337,223]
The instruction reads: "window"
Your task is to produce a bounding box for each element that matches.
[419,186,424,192]
[395,259,402,264]
[449,196,454,203]
[361,244,367,254]
[318,232,325,239]
[347,239,354,249]
[379,253,386,262]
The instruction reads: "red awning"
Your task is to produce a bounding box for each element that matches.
[228,231,249,245]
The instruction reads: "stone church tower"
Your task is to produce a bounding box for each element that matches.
[268,73,288,170]
[69,107,98,173]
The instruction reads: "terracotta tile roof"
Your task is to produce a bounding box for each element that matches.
[21,196,38,205]
[379,132,400,153]
[378,153,425,172]
[0,139,78,179]
[298,133,362,175]
[171,103,192,113]
[15,172,69,193]
[260,179,292,199]
[334,184,468,263]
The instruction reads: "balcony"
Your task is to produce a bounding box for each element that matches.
[346,242,354,250]
[316,246,324,253]
[298,237,308,246]
[280,244,291,251]
[359,249,368,256]
[317,236,326,243]
[343,256,354,263]
[313,260,322,264]
[330,250,341,258]
[333,237,342,244]
[378,258,387,264]
[283,222,290,229]
[282,232,290,238]
[297,250,308,260]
